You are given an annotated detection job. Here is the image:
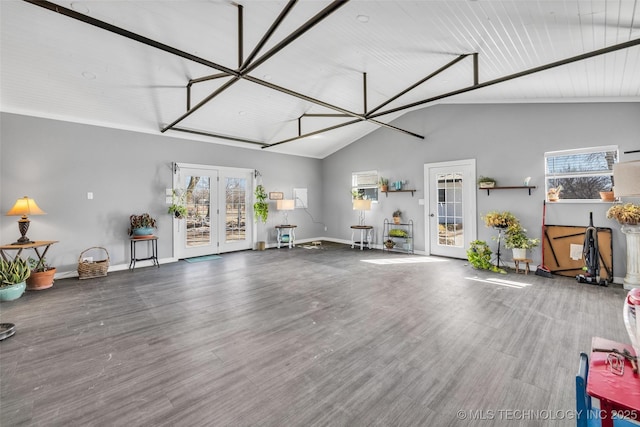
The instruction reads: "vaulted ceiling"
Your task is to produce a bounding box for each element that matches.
[1,0,639,158]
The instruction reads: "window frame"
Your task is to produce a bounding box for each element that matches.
[352,170,379,202]
[544,145,618,203]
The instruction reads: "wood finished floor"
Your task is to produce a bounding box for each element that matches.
[0,242,630,426]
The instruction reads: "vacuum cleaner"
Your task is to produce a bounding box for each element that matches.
[576,212,608,286]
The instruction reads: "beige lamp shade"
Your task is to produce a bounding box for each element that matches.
[6,196,46,244]
[352,199,372,211]
[276,199,295,210]
[6,196,46,217]
[614,161,640,197]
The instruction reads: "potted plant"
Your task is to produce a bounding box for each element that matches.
[606,203,640,225]
[547,185,563,202]
[379,177,389,192]
[168,189,187,219]
[128,213,158,236]
[477,176,497,188]
[254,185,269,250]
[26,257,56,290]
[393,209,402,224]
[482,211,518,229]
[466,240,506,274]
[384,239,395,249]
[504,224,540,259]
[0,257,31,301]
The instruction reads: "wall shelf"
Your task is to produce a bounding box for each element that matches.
[480,186,536,196]
[381,189,416,197]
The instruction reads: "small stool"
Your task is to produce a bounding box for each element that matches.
[513,258,532,274]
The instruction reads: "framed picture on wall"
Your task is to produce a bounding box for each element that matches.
[269,192,284,200]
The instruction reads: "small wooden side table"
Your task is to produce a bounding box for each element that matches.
[513,258,533,274]
[0,240,58,270]
[129,236,159,270]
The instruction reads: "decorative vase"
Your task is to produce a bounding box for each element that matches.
[0,282,27,301]
[512,248,527,259]
[26,268,56,291]
[133,227,155,236]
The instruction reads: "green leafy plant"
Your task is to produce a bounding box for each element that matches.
[466,240,506,274]
[168,189,187,219]
[128,213,158,236]
[254,185,269,223]
[389,229,408,238]
[477,176,496,184]
[0,258,31,286]
[27,257,54,273]
[384,239,395,249]
[379,177,389,186]
[504,224,540,249]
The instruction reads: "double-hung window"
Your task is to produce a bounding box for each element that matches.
[545,145,618,201]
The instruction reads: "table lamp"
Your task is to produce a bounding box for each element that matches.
[6,196,46,245]
[353,199,371,226]
[276,199,295,225]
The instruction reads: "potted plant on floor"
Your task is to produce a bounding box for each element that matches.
[128,213,158,237]
[504,224,540,259]
[0,258,31,301]
[26,257,56,290]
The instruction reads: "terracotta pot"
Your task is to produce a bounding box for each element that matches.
[393,216,401,224]
[599,191,615,202]
[26,268,56,291]
[380,185,388,192]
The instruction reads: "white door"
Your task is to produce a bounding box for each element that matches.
[424,159,476,259]
[173,164,252,259]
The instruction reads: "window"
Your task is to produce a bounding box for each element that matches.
[352,170,378,201]
[545,145,618,200]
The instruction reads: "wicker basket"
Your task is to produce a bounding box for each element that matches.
[77,247,110,280]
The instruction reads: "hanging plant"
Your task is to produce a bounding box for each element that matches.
[168,189,187,219]
[254,185,269,223]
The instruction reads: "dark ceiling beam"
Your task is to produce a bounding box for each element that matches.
[371,37,640,119]
[237,4,243,68]
[366,54,468,116]
[170,127,267,147]
[239,0,298,72]
[265,119,363,149]
[244,75,424,139]
[23,0,239,76]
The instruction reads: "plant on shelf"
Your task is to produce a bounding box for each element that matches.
[26,257,56,290]
[168,189,187,219]
[128,213,158,236]
[393,209,402,224]
[0,257,31,301]
[482,211,518,229]
[466,240,506,274]
[389,228,409,238]
[379,177,389,192]
[384,239,395,249]
[606,203,640,225]
[477,176,497,188]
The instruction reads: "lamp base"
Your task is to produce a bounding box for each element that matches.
[11,237,32,245]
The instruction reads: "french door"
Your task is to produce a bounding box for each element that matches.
[424,159,476,259]
[173,163,253,259]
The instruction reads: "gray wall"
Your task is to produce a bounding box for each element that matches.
[322,102,640,281]
[1,113,323,275]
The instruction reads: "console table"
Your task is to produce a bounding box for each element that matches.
[351,225,373,250]
[129,236,159,270]
[0,240,58,270]
[275,225,296,248]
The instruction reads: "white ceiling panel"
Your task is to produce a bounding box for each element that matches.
[1,0,639,158]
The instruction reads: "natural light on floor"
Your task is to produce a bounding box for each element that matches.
[362,257,449,265]
[465,276,532,289]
